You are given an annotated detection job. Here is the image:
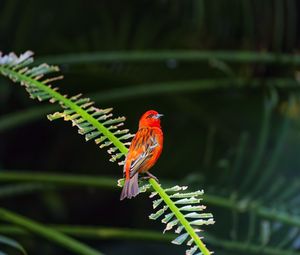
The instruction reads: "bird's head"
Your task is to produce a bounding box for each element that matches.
[139,110,163,129]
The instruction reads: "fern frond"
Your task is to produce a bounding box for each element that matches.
[0,51,133,165]
[0,51,214,255]
[149,181,214,255]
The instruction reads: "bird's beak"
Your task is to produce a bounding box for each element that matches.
[156,113,164,119]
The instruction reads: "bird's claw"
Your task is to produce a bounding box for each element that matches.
[142,172,159,182]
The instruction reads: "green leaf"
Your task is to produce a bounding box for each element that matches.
[171,232,189,245]
[0,235,27,255]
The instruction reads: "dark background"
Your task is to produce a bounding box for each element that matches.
[1,1,300,254]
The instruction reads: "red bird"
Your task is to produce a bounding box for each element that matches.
[120,110,164,200]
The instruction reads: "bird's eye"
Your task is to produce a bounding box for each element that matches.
[146,114,154,119]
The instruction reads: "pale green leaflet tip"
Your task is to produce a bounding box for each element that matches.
[171,232,189,245]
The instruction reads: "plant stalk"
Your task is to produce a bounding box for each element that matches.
[36,50,300,65]
[0,208,103,255]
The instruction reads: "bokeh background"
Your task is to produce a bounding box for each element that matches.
[1,1,300,254]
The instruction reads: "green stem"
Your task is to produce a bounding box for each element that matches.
[149,178,211,255]
[0,224,176,242]
[0,208,103,255]
[36,50,300,65]
[0,183,51,198]
[0,171,116,189]
[205,233,300,255]
[0,105,57,132]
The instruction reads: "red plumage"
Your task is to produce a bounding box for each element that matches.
[120,110,163,200]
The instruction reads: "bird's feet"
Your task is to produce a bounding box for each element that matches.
[142,172,159,182]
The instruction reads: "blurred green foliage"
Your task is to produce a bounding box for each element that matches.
[1,0,300,254]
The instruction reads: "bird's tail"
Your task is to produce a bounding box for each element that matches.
[120,174,139,200]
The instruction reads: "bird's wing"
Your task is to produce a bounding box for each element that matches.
[126,128,159,178]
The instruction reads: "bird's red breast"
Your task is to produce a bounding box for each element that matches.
[124,110,163,180]
[120,110,164,200]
